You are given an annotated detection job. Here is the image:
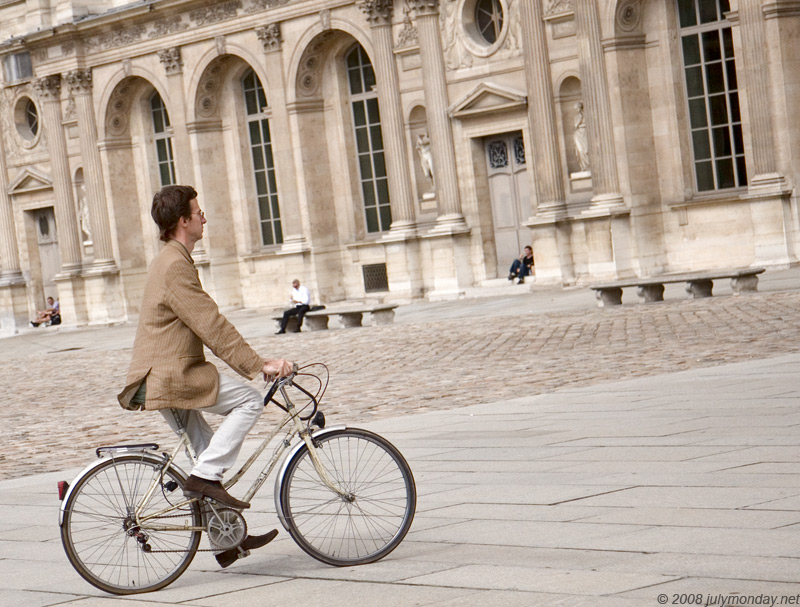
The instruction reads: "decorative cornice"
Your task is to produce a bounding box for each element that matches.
[256,23,282,52]
[359,0,394,25]
[243,0,292,13]
[158,47,183,75]
[65,69,92,95]
[407,0,439,17]
[762,0,800,19]
[33,75,61,101]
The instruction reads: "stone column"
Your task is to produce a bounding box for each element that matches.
[158,47,196,185]
[34,74,82,273]
[408,0,466,229]
[0,126,22,280]
[359,0,416,234]
[737,0,784,187]
[65,68,116,268]
[574,0,623,209]
[256,23,307,251]
[520,0,566,218]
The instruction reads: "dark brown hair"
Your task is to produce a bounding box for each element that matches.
[151,185,197,242]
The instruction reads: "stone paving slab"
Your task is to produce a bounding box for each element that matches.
[3,352,800,604]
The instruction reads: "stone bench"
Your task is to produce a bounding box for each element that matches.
[272,304,398,331]
[590,268,765,307]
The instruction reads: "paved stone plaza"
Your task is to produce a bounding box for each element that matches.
[1,279,800,604]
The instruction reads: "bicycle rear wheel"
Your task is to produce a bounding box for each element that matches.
[60,454,202,594]
[279,428,416,566]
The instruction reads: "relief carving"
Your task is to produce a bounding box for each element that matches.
[296,32,334,98]
[244,0,291,12]
[396,8,419,48]
[545,0,574,16]
[65,69,92,95]
[33,75,62,102]
[149,16,189,38]
[442,0,472,69]
[359,0,394,25]
[106,78,136,137]
[616,0,643,33]
[86,25,147,50]
[320,9,331,30]
[195,56,231,119]
[256,23,283,52]
[190,1,242,26]
[407,0,439,16]
[158,47,183,75]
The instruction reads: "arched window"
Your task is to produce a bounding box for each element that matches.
[346,44,391,234]
[150,91,176,186]
[677,0,746,191]
[242,69,283,246]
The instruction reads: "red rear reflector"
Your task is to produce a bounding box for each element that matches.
[58,481,69,501]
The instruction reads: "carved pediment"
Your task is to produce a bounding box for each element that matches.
[448,82,527,118]
[8,168,53,195]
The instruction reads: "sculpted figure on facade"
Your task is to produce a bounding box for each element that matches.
[573,101,590,173]
[77,183,92,244]
[416,132,435,188]
[442,0,472,69]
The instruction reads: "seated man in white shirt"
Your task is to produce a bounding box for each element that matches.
[276,279,311,334]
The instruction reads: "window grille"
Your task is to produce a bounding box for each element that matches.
[363,263,389,293]
[347,45,392,234]
[242,69,283,246]
[150,92,176,186]
[677,0,746,191]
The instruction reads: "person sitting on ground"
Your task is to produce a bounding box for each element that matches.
[31,297,60,327]
[508,245,534,285]
[276,279,311,334]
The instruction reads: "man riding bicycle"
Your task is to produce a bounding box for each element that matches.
[117,185,293,563]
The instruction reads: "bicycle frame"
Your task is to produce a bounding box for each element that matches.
[61,379,350,535]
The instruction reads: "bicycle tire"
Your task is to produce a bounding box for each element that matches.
[60,454,202,594]
[278,428,416,566]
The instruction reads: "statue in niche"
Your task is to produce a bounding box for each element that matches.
[78,183,92,244]
[573,102,590,174]
[416,132,435,190]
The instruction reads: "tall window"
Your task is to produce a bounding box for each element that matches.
[150,92,176,186]
[242,68,283,246]
[347,44,391,234]
[678,0,746,192]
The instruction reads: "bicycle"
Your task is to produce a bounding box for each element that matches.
[58,364,416,595]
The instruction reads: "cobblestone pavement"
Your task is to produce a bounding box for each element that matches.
[5,288,800,480]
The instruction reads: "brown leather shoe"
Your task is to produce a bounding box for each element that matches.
[183,475,250,510]
[215,529,279,568]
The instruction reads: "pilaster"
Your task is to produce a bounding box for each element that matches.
[359,0,417,235]
[256,23,308,253]
[520,0,566,219]
[34,74,82,273]
[574,0,624,209]
[408,0,467,230]
[65,68,116,268]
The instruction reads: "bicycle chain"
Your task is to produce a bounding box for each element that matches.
[133,510,231,554]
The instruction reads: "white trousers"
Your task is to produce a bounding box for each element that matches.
[160,374,263,481]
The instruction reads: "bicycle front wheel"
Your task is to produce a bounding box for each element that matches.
[279,428,416,566]
[60,454,202,594]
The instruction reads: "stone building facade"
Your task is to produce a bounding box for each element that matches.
[1,0,798,333]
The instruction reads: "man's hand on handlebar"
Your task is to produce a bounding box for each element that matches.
[262,358,295,382]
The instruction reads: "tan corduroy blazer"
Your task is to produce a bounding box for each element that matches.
[117,240,263,411]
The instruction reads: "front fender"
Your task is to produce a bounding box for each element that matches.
[273,425,346,530]
[58,451,186,526]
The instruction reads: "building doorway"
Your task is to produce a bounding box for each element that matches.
[34,207,61,300]
[485,131,530,276]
